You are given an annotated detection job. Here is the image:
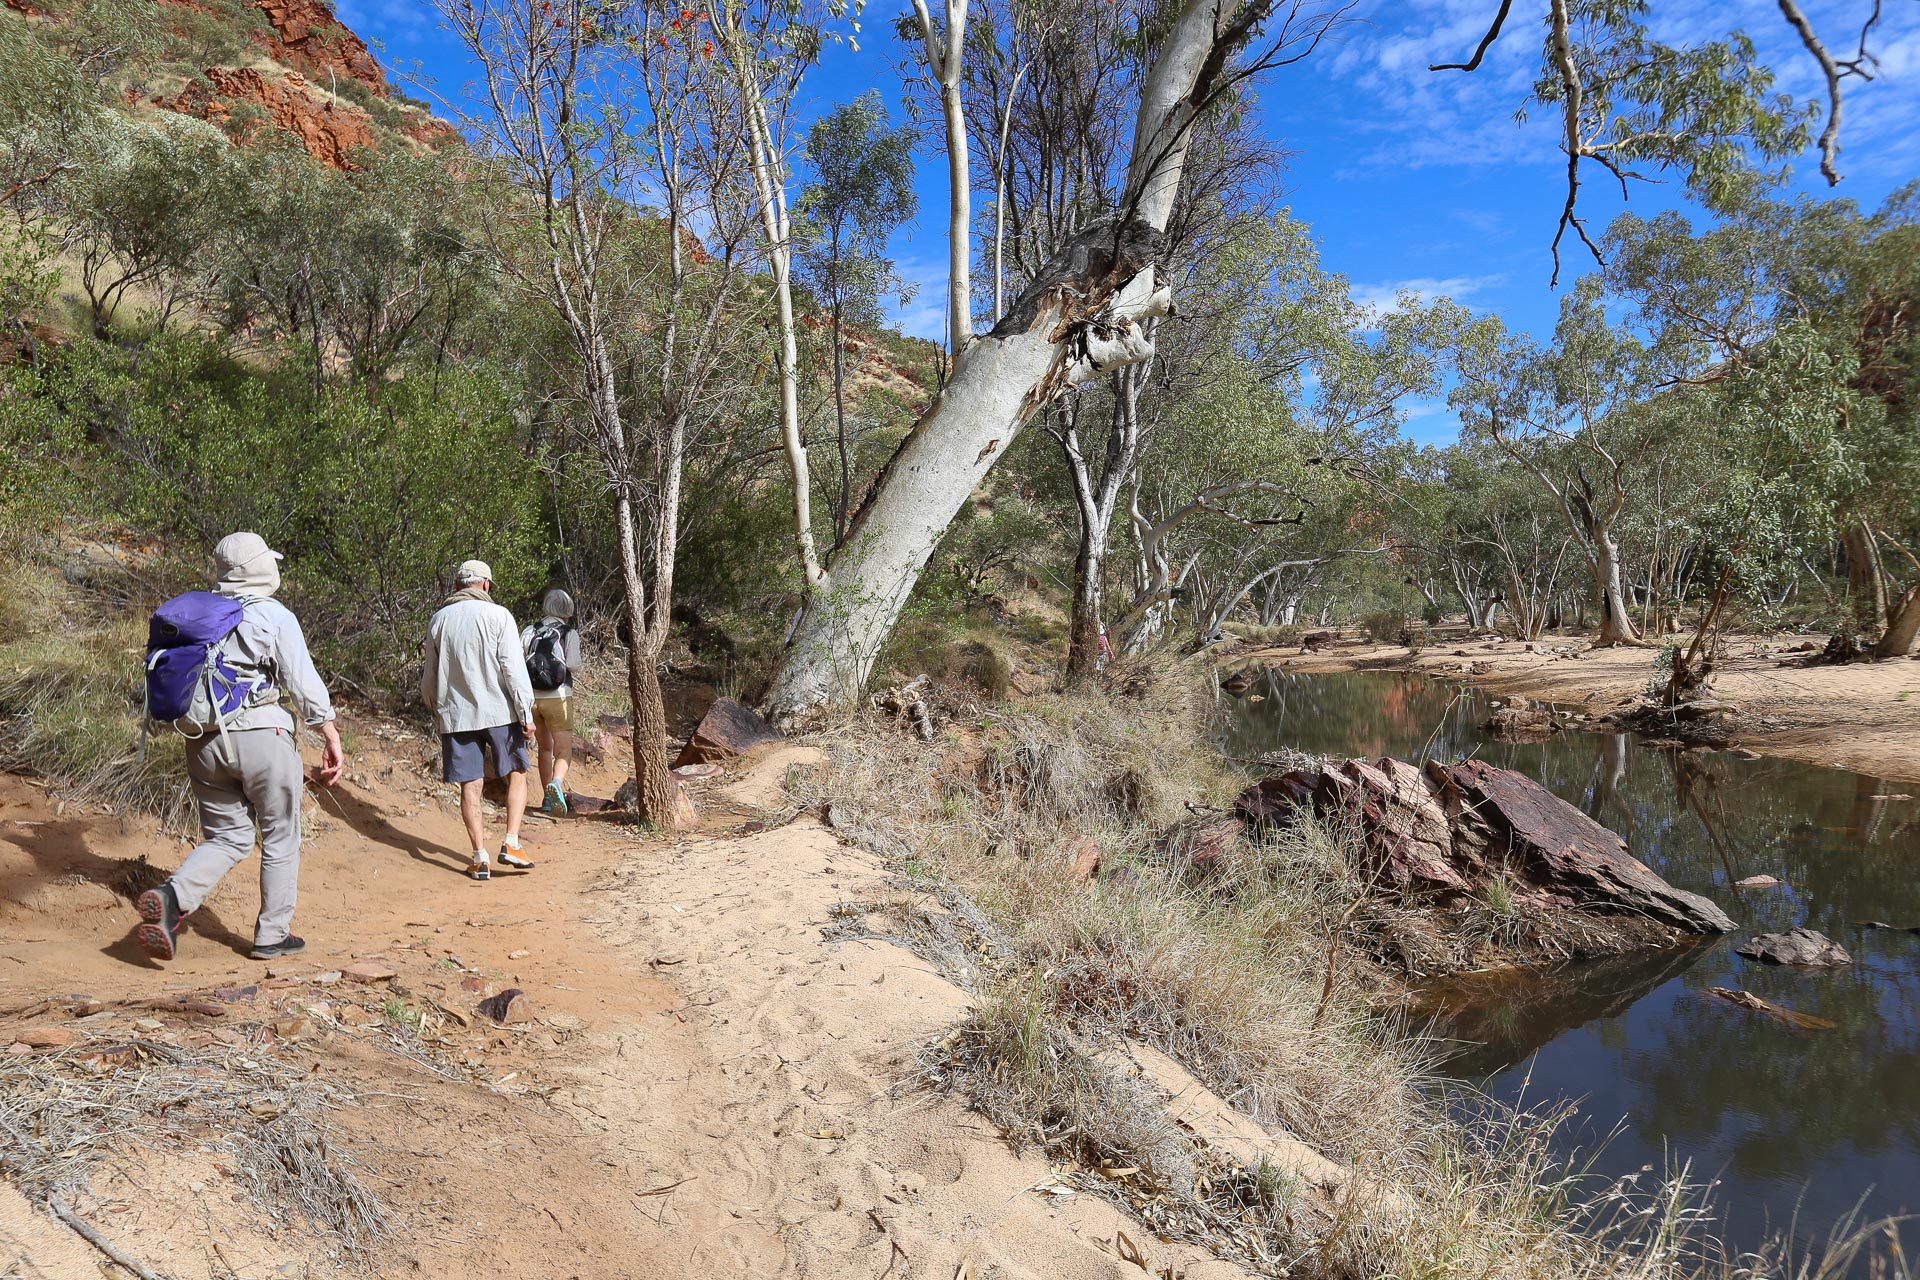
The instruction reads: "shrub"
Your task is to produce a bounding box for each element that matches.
[1360,611,1406,644]
[4,335,548,702]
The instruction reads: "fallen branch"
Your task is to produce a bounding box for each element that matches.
[49,1196,172,1280]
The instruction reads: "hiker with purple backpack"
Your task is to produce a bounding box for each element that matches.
[136,532,344,963]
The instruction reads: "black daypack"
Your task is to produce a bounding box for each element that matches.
[526,621,572,691]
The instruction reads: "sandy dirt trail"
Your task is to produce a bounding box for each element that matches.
[2,728,1245,1279]
[1249,634,1920,783]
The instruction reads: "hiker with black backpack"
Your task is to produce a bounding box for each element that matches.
[135,532,344,963]
[520,589,581,817]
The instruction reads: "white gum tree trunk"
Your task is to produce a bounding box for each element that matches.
[762,0,1246,719]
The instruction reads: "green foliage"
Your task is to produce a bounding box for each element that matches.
[1524,0,1816,214]
[2,332,546,693]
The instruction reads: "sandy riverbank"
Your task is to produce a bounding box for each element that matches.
[1245,632,1920,784]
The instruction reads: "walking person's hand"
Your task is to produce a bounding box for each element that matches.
[318,722,345,786]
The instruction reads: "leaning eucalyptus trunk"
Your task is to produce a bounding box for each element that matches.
[1874,583,1920,659]
[763,0,1267,719]
[766,221,1168,717]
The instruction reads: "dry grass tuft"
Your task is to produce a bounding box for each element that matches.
[798,662,1913,1279]
[0,1037,390,1259]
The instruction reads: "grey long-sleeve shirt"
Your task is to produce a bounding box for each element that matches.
[422,596,536,735]
[220,595,336,732]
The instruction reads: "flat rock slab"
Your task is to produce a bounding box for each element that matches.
[341,960,399,983]
[1735,928,1853,966]
[1434,759,1737,934]
[673,697,780,768]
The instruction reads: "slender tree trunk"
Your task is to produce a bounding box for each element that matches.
[614,486,680,825]
[1066,534,1105,678]
[1844,521,1887,637]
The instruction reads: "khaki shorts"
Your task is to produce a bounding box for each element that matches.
[531,697,573,735]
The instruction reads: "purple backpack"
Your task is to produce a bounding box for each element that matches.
[143,592,272,746]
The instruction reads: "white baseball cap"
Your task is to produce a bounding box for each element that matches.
[455,559,493,585]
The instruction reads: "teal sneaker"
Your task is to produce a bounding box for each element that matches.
[543,781,569,816]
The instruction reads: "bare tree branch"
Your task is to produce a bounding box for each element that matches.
[1548,0,1603,287]
[1429,0,1514,72]
[1776,0,1866,185]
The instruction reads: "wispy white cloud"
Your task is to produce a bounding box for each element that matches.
[1350,273,1504,311]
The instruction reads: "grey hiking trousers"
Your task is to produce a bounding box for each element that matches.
[169,726,304,947]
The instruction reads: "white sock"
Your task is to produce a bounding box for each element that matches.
[472,849,489,863]
[503,833,521,850]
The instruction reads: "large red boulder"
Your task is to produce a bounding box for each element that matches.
[1234,755,1736,934]
[672,697,780,768]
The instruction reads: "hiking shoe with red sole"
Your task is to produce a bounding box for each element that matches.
[135,884,182,961]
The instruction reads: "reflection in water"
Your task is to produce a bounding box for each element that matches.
[1418,944,1712,1078]
[1224,669,1919,1265]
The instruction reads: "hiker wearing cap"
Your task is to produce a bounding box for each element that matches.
[520,588,582,817]
[135,533,344,963]
[422,560,535,881]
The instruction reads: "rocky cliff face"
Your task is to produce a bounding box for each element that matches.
[102,0,459,170]
[157,66,378,170]
[252,0,387,97]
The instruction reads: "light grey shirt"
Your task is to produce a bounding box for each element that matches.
[219,595,335,732]
[519,617,582,700]
[422,595,535,734]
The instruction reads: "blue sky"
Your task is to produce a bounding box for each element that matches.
[343,0,1920,445]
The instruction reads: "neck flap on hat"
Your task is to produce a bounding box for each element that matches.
[217,554,280,599]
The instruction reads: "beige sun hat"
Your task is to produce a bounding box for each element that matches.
[213,532,284,597]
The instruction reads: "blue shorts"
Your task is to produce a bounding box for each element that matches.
[440,724,530,784]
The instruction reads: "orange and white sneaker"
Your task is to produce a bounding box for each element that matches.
[498,843,534,870]
[466,857,491,881]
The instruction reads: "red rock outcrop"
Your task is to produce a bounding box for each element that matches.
[252,0,389,97]
[672,697,781,769]
[158,67,376,170]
